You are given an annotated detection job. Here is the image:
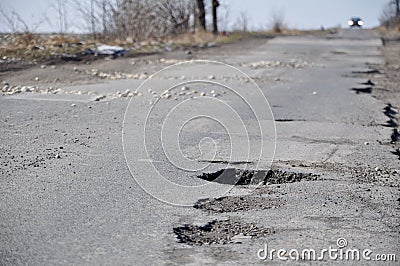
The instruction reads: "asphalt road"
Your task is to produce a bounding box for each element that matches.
[1,29,399,265]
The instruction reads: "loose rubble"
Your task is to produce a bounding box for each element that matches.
[194,195,284,213]
[173,218,274,246]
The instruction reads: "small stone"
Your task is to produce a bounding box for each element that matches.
[208,75,215,80]
[55,154,61,159]
[364,141,369,145]
[40,65,46,69]
[312,91,317,95]
[200,92,206,96]
[181,86,189,91]
[73,66,78,71]
[35,77,40,81]
[374,167,380,172]
[71,103,76,107]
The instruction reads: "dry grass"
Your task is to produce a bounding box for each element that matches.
[374,26,400,38]
[0,29,328,63]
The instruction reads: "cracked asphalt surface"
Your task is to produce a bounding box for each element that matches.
[1,29,399,265]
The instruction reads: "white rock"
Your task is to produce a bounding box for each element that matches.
[40,65,46,69]
[200,92,206,96]
[35,77,40,81]
[71,103,76,107]
[181,86,189,91]
[208,75,215,80]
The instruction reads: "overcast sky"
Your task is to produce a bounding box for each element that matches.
[0,0,392,33]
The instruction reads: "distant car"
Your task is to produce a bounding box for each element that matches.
[348,17,363,28]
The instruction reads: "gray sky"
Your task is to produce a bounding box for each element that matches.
[0,0,391,33]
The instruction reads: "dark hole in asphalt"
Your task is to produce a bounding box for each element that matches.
[359,79,375,86]
[383,119,398,128]
[197,168,318,185]
[384,104,397,119]
[275,118,306,122]
[193,196,284,213]
[351,87,372,94]
[351,69,381,74]
[392,149,400,160]
[391,129,399,143]
[173,219,274,246]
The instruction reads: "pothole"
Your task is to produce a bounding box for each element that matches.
[197,168,318,185]
[352,69,381,74]
[194,195,284,213]
[274,118,306,122]
[392,149,400,160]
[173,218,274,246]
[359,79,375,86]
[351,87,372,94]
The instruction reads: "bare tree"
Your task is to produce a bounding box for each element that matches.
[380,0,400,28]
[270,8,285,33]
[50,0,69,33]
[158,0,192,34]
[217,1,229,33]
[196,0,206,31]
[212,0,219,34]
[234,11,248,32]
[0,4,47,33]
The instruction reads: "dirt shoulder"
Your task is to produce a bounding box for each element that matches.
[375,38,400,155]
